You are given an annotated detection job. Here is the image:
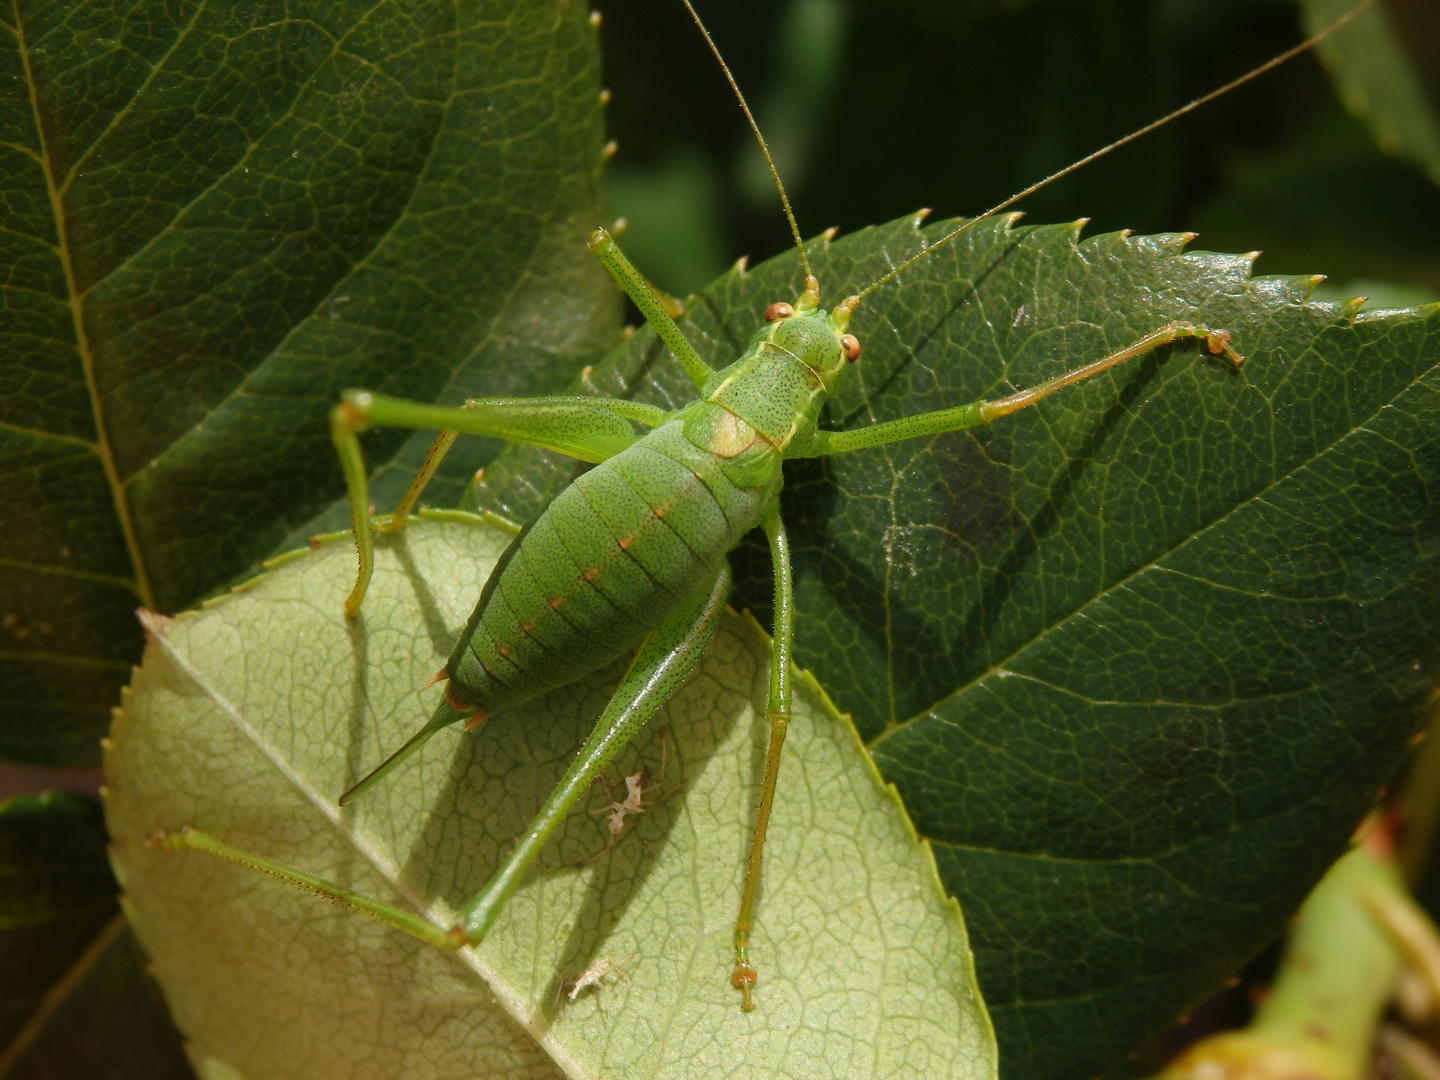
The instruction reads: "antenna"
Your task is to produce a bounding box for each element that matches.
[834,0,1377,317]
[680,0,818,296]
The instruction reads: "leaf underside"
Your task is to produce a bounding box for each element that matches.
[105,515,997,1080]
[474,212,1440,1080]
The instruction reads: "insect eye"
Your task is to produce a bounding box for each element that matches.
[841,334,861,362]
[764,301,793,322]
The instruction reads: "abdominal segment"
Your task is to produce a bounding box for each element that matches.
[443,418,769,715]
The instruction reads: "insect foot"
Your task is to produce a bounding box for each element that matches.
[731,961,758,1013]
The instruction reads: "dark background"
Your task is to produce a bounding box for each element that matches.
[600,0,1440,307]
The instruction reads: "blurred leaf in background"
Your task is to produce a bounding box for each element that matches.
[1300,0,1440,182]
[0,792,189,1078]
[598,0,1440,308]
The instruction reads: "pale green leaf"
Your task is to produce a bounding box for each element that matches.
[103,514,996,1080]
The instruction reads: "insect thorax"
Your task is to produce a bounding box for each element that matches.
[700,309,851,456]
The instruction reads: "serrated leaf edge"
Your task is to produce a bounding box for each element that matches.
[105,512,598,1078]
[107,508,999,1077]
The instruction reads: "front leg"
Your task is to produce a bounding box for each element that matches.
[804,321,1243,457]
[589,227,715,392]
[331,392,670,615]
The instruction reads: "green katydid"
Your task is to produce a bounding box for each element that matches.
[152,0,1372,1013]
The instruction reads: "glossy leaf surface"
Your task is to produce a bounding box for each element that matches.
[475,213,1440,1080]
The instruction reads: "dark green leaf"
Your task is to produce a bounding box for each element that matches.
[0,0,618,766]
[0,792,116,1051]
[475,213,1440,1080]
[0,792,185,1079]
[2,921,193,1080]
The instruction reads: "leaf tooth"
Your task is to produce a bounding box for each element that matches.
[1182,248,1265,289]
[1297,273,1329,302]
[1244,272,1326,306]
[1151,231,1196,255]
[1338,294,1368,320]
[138,610,172,639]
[1026,219,1081,245]
[1073,221,1157,261]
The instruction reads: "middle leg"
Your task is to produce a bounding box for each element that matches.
[731,508,794,1011]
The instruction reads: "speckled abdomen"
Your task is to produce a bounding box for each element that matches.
[444,414,771,716]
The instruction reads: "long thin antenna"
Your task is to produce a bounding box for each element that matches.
[838,0,1376,313]
[681,0,816,291]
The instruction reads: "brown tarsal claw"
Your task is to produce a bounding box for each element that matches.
[1204,329,1245,368]
[464,709,487,732]
[731,962,757,1012]
[424,666,449,689]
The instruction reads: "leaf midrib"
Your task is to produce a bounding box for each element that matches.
[137,579,595,1075]
[13,1,151,609]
